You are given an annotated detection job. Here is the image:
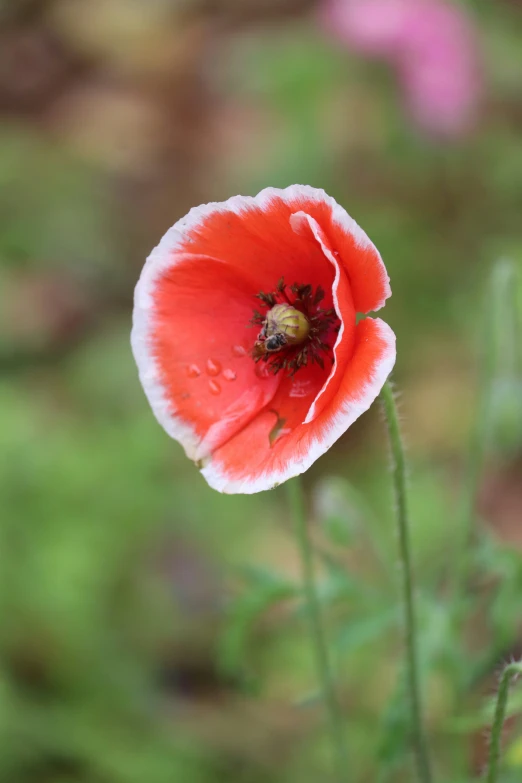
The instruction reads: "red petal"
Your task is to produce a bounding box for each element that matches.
[133,252,281,460]
[289,211,356,424]
[170,186,390,313]
[174,189,337,300]
[282,186,391,313]
[202,317,396,493]
[132,186,393,489]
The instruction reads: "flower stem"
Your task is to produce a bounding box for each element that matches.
[380,381,432,783]
[453,261,519,609]
[286,477,348,780]
[487,661,522,783]
[457,267,498,571]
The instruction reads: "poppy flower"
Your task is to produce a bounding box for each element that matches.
[131,185,395,493]
[321,0,481,137]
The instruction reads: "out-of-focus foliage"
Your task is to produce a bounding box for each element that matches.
[1,0,522,781]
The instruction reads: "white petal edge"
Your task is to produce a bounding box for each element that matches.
[289,211,347,426]
[131,185,390,463]
[200,318,396,494]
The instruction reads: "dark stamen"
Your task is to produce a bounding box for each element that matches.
[248,279,340,377]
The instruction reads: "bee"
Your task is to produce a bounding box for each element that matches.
[253,304,310,359]
[252,330,287,358]
[264,333,288,352]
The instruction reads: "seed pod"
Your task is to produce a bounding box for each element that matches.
[265,304,310,346]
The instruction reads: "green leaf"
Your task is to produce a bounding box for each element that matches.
[335,608,398,655]
[218,573,298,679]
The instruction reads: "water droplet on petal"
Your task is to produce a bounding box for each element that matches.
[187,364,201,378]
[223,369,236,382]
[232,345,247,357]
[206,358,222,376]
[209,380,221,395]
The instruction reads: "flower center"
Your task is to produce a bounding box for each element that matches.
[249,278,340,376]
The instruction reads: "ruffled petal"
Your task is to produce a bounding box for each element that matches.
[201,317,396,493]
[132,186,394,492]
[289,211,356,424]
[164,185,389,312]
[171,187,338,299]
[132,252,281,461]
[282,185,391,313]
[131,187,341,463]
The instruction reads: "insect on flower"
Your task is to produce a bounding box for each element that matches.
[132,186,396,493]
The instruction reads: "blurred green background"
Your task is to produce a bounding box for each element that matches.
[1,1,522,781]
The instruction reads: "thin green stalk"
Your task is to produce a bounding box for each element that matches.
[455,261,514,594]
[511,264,522,378]
[501,262,519,377]
[380,381,432,783]
[486,661,522,783]
[459,274,496,551]
[286,477,348,781]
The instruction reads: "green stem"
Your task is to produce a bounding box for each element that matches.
[511,265,522,379]
[487,661,522,783]
[459,269,498,553]
[286,477,348,780]
[455,261,515,597]
[380,381,432,783]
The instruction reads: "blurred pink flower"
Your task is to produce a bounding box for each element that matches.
[321,0,481,137]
